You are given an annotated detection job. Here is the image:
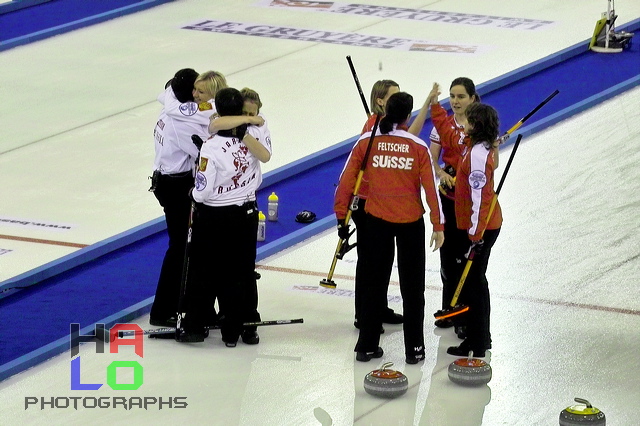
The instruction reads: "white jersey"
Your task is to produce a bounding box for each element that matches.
[193,126,272,207]
[152,88,216,175]
[247,113,272,154]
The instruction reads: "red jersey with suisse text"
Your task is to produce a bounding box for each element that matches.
[455,142,503,241]
[358,114,408,198]
[335,125,444,229]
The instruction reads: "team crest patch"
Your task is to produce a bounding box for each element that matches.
[198,102,213,111]
[199,157,208,172]
[179,102,199,116]
[195,172,207,191]
[468,170,487,189]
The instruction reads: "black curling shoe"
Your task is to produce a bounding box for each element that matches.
[241,330,260,345]
[434,318,454,328]
[405,352,425,365]
[175,329,206,343]
[446,341,486,358]
[355,347,384,362]
[150,316,177,327]
[382,311,404,324]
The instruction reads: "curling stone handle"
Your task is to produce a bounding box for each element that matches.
[468,351,474,359]
[574,398,592,408]
[381,362,394,371]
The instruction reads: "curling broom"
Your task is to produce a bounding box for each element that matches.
[320,115,380,288]
[320,56,373,289]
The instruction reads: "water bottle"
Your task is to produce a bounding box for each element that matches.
[267,192,279,221]
[257,211,266,242]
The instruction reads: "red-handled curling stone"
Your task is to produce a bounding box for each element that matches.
[559,398,606,425]
[448,351,492,386]
[364,362,408,398]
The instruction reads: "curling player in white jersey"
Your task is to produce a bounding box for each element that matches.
[208,87,272,343]
[149,68,216,328]
[177,87,272,345]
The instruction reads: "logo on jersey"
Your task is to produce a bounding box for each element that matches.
[231,146,250,186]
[195,171,207,191]
[468,170,487,189]
[154,119,166,146]
[199,157,208,172]
[179,102,199,116]
[198,102,213,111]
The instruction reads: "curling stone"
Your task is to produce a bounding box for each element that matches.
[559,398,606,425]
[448,351,492,386]
[364,362,408,398]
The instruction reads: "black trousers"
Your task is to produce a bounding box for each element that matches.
[351,198,394,321]
[460,228,500,348]
[438,192,470,313]
[355,214,426,357]
[150,172,193,321]
[183,201,260,342]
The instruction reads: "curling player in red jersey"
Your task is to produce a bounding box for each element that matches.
[353,80,436,332]
[335,91,445,364]
[428,78,480,338]
[431,92,502,357]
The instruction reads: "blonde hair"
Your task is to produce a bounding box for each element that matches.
[370,79,399,116]
[195,71,228,100]
[240,87,262,112]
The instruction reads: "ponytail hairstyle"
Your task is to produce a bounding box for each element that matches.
[464,103,499,148]
[370,79,400,116]
[450,77,480,103]
[379,92,413,134]
[215,88,248,139]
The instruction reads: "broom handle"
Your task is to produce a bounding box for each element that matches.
[324,115,381,283]
[324,174,359,282]
[346,56,371,117]
[439,90,558,194]
[501,89,559,140]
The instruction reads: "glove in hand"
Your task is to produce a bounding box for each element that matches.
[191,134,204,151]
[337,219,351,240]
[466,239,484,259]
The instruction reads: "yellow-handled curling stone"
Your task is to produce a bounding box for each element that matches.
[559,398,606,425]
[448,351,492,386]
[364,362,408,398]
